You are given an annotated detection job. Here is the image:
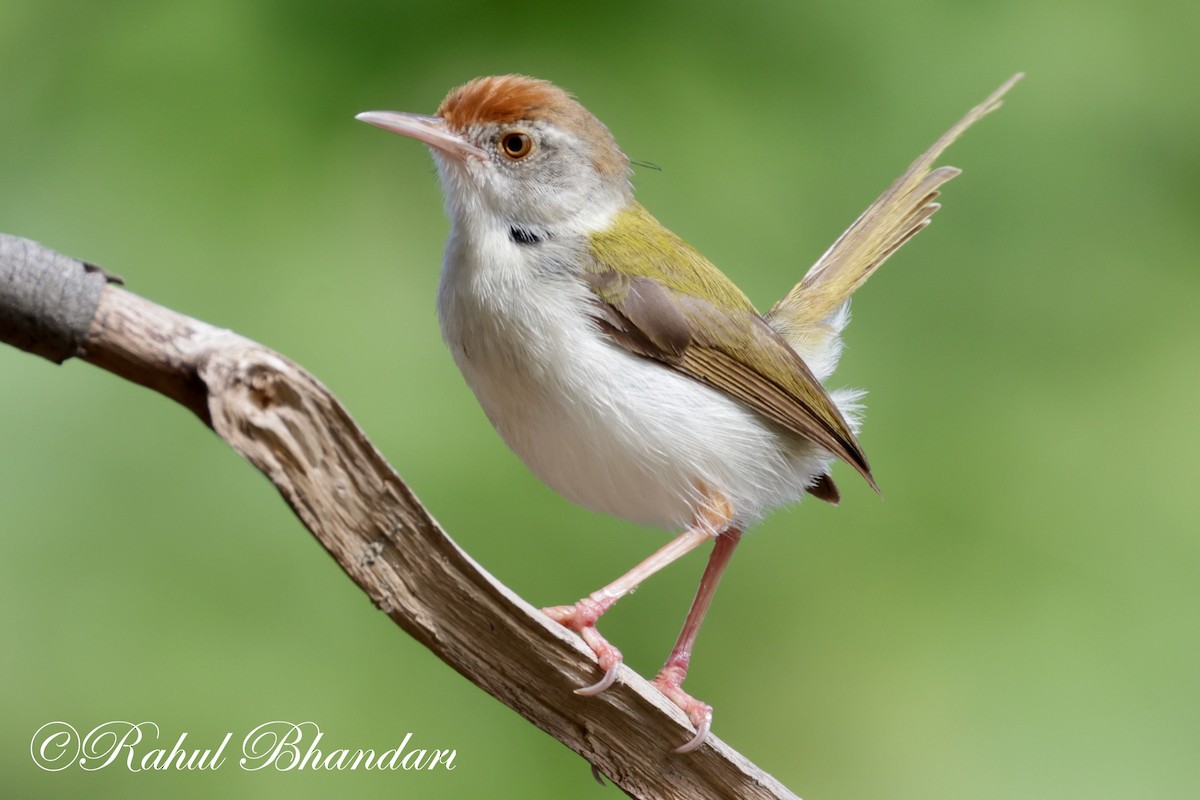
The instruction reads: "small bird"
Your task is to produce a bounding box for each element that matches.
[358,73,1019,751]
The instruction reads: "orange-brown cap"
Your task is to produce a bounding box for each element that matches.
[437,75,629,180]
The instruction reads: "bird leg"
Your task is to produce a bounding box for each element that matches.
[652,525,743,753]
[543,489,733,696]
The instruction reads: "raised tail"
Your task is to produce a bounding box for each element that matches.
[766,73,1022,377]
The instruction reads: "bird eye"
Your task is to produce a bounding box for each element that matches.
[499,132,533,160]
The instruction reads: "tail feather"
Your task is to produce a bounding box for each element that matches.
[767,73,1022,367]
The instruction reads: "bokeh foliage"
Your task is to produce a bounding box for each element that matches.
[2,1,1198,798]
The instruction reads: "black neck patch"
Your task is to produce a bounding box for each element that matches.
[508,226,544,246]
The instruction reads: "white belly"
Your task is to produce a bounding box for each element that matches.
[437,233,833,531]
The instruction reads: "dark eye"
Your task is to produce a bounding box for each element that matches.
[499,132,533,160]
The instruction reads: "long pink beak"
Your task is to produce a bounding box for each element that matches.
[355,111,486,162]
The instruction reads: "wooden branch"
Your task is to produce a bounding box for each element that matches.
[0,234,801,800]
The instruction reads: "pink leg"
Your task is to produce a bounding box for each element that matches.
[544,490,733,696]
[652,526,743,753]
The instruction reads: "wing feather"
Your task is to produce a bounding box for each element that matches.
[582,259,876,491]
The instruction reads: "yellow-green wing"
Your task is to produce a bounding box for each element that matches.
[767,74,1022,341]
[586,204,875,490]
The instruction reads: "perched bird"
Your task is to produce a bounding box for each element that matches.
[358,73,1019,751]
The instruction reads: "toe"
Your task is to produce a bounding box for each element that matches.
[544,602,624,695]
[652,669,714,752]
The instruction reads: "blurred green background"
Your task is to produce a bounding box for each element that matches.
[2,1,1197,798]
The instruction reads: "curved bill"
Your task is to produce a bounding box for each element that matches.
[355,111,486,162]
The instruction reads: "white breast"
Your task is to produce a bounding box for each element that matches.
[435,220,835,531]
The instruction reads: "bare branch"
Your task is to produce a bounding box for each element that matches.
[1,234,800,800]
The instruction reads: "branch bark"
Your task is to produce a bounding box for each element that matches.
[1,233,800,800]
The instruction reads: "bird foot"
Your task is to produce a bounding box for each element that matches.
[652,664,713,753]
[543,597,623,695]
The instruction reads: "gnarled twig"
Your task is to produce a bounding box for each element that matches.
[1,233,800,800]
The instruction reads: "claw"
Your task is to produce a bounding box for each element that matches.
[543,600,624,694]
[652,666,714,753]
[575,661,620,695]
[672,712,712,754]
